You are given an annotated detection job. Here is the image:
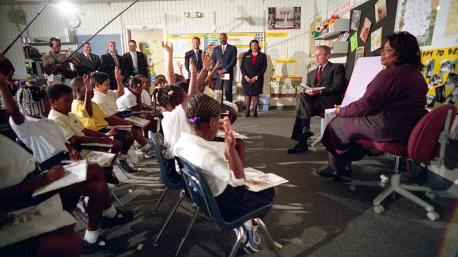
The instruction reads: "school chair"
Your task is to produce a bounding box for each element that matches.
[173,156,282,257]
[349,104,457,221]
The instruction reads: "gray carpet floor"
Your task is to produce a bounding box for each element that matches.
[81,110,458,257]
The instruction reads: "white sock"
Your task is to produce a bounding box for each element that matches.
[243,220,253,230]
[84,229,100,244]
[139,143,152,153]
[102,205,117,218]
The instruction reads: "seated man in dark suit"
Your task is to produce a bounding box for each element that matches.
[75,42,101,74]
[121,40,149,79]
[211,33,237,102]
[287,45,346,153]
[98,41,123,90]
[184,37,203,79]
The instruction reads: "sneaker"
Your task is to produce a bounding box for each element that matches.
[243,225,261,253]
[83,236,109,254]
[116,159,137,173]
[143,146,155,159]
[100,208,134,229]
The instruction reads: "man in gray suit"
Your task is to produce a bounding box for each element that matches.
[75,42,101,74]
[288,45,346,153]
[211,33,237,102]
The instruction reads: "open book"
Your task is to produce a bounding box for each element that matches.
[32,160,88,197]
[125,116,151,127]
[80,150,116,167]
[244,167,288,192]
[106,124,133,131]
[299,83,326,91]
[0,194,76,248]
[81,142,113,148]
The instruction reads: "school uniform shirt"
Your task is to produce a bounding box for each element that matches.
[9,115,68,164]
[92,90,119,117]
[161,104,191,159]
[48,109,85,140]
[173,132,245,197]
[116,89,137,112]
[141,89,152,107]
[71,100,108,131]
[0,134,36,189]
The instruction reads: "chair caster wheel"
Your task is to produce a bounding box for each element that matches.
[425,191,436,200]
[427,211,439,221]
[373,205,384,214]
[349,185,356,191]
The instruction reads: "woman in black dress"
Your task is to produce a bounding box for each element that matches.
[240,40,267,117]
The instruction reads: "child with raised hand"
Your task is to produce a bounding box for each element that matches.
[173,93,274,254]
[90,71,154,160]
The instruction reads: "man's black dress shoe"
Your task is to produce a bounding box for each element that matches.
[317,166,352,180]
[287,143,309,153]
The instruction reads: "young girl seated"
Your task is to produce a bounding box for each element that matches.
[173,93,274,254]
[134,74,152,108]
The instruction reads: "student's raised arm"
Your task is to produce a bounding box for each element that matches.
[161,41,176,85]
[196,52,211,91]
[115,66,124,97]
[223,117,244,179]
[0,73,24,125]
[82,74,93,117]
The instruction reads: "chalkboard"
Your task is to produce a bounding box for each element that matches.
[76,34,122,56]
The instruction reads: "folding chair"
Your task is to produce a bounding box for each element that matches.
[173,156,282,257]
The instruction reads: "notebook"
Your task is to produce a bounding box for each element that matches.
[125,116,151,127]
[106,125,133,131]
[80,150,116,167]
[0,194,76,247]
[32,160,88,197]
[244,167,288,192]
[81,142,113,148]
[299,83,326,91]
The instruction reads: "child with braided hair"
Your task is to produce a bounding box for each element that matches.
[173,93,274,254]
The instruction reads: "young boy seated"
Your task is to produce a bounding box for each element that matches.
[70,75,154,159]
[90,71,154,157]
[173,94,274,254]
[46,83,138,173]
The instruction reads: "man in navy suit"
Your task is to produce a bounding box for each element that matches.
[211,33,237,102]
[98,41,123,89]
[184,37,203,79]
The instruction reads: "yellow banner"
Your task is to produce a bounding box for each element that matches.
[421,47,458,108]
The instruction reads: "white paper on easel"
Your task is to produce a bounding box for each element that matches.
[0,194,76,248]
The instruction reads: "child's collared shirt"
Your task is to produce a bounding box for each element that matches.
[92,90,119,117]
[116,89,137,112]
[9,115,68,164]
[173,132,245,197]
[48,109,85,140]
[71,100,108,131]
[0,134,37,189]
[161,104,191,159]
[141,89,152,107]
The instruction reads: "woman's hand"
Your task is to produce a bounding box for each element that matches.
[334,105,341,116]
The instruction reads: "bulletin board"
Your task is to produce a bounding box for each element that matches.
[76,34,122,56]
[345,0,398,79]
[166,32,264,82]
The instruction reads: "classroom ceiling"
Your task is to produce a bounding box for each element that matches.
[0,0,174,5]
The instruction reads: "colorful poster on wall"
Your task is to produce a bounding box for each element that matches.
[360,17,372,43]
[268,7,301,30]
[370,27,383,52]
[350,10,362,31]
[350,32,358,52]
[421,47,458,108]
[374,0,388,23]
[395,0,438,46]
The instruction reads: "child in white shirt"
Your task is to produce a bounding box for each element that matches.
[173,93,274,254]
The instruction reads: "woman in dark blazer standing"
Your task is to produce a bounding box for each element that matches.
[240,39,267,117]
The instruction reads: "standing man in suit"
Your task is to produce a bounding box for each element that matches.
[184,37,203,78]
[75,42,101,74]
[211,33,237,102]
[287,45,346,153]
[121,40,149,79]
[99,40,123,90]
